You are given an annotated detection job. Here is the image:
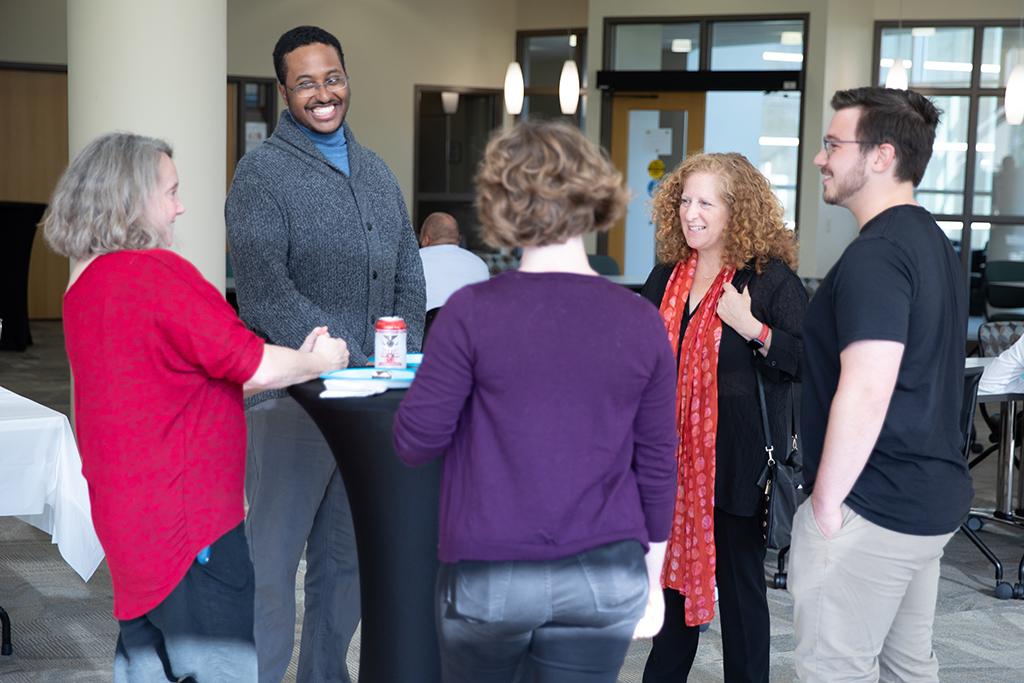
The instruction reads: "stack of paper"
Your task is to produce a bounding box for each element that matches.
[320,379,389,399]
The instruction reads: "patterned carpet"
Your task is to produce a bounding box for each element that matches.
[2,321,1024,682]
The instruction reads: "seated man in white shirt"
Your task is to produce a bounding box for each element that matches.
[980,334,1024,395]
[419,212,490,310]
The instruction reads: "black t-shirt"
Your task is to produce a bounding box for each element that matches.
[802,204,973,535]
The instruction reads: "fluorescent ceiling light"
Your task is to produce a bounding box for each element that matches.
[924,60,973,72]
[911,27,937,37]
[569,34,577,47]
[780,31,802,45]
[981,64,1001,74]
[880,58,913,68]
[759,137,800,147]
[933,142,968,152]
[762,51,803,63]
[976,143,997,153]
[671,39,692,53]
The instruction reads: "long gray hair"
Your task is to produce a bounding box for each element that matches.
[43,132,172,260]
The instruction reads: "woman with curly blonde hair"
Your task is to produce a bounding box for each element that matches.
[640,152,807,683]
[394,122,680,682]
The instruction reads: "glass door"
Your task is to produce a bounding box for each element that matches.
[609,92,706,277]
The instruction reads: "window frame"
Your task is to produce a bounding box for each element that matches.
[873,19,1024,279]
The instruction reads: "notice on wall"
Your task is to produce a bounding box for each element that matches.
[643,127,672,156]
[245,122,268,154]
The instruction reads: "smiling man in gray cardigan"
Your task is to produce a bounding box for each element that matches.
[225,25,425,683]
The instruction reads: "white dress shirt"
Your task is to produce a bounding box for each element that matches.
[419,244,490,310]
[980,336,1024,395]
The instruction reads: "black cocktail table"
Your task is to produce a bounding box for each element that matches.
[289,380,441,683]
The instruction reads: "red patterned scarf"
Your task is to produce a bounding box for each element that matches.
[657,251,735,627]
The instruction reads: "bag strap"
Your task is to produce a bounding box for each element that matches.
[755,369,775,468]
[790,383,800,452]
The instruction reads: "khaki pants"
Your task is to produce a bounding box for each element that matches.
[788,501,953,683]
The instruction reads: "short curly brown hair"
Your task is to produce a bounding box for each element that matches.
[476,122,629,249]
[651,152,798,273]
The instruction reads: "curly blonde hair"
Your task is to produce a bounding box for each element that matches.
[651,152,798,273]
[43,132,170,260]
[476,122,629,249]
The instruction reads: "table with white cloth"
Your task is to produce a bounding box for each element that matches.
[0,386,104,581]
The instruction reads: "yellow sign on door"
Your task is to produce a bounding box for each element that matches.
[648,159,665,179]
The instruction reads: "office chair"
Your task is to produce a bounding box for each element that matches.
[959,364,1024,600]
[983,260,1024,321]
[587,254,621,276]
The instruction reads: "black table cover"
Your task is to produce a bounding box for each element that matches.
[288,380,442,683]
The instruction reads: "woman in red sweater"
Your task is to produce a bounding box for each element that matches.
[43,132,348,683]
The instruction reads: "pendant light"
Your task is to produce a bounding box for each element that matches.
[504,62,524,116]
[559,59,580,115]
[1006,3,1024,125]
[441,91,459,115]
[886,0,909,90]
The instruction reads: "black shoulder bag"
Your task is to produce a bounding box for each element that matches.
[754,375,806,549]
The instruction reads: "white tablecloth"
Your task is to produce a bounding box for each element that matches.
[0,386,104,581]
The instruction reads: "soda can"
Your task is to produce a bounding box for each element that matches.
[375,317,407,369]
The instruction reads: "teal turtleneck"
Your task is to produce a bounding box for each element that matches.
[287,110,350,176]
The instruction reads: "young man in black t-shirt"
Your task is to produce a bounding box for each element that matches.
[790,87,972,682]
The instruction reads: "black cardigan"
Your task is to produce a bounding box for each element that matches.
[641,258,808,516]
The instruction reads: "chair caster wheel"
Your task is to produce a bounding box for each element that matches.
[698,622,710,633]
[996,581,1014,600]
[965,517,985,532]
[773,573,787,589]
[1014,583,1024,600]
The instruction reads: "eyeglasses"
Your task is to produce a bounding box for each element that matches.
[822,138,881,158]
[287,76,349,98]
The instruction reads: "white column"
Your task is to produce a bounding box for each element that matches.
[66,0,228,290]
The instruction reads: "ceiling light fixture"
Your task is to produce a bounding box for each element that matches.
[504,62,524,116]
[559,59,580,115]
[1006,2,1024,125]
[886,0,909,90]
[441,91,459,115]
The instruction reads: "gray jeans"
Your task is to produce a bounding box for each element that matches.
[244,397,360,683]
[437,539,649,683]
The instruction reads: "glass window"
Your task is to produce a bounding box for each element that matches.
[974,96,1024,216]
[915,96,970,215]
[524,35,576,89]
[981,27,1024,88]
[878,27,975,89]
[710,20,804,72]
[613,23,701,71]
[520,31,586,128]
[704,91,800,227]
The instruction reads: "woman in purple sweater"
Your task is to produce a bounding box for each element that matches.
[392,122,679,683]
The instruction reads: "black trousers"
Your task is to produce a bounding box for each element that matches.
[642,508,770,683]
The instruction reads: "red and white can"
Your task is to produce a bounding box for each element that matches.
[374,317,407,369]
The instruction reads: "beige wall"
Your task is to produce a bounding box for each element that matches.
[517,0,588,30]
[226,0,518,208]
[0,0,67,64]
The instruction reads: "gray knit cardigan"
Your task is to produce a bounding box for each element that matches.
[226,113,426,407]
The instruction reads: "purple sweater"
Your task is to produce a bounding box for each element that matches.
[392,270,679,563]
